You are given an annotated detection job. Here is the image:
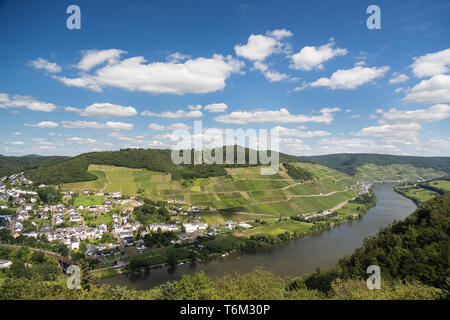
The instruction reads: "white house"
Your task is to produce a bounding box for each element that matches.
[0,260,12,269]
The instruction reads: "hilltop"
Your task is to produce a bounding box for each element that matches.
[1,147,311,185]
[307,153,450,181]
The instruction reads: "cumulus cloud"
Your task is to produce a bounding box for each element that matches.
[272,126,330,138]
[65,103,137,117]
[214,107,340,124]
[234,34,281,61]
[309,66,390,90]
[404,74,450,104]
[378,104,450,123]
[0,93,57,112]
[356,122,422,145]
[290,41,347,71]
[204,103,228,113]
[54,50,244,94]
[265,29,293,40]
[166,123,191,130]
[60,120,133,130]
[187,104,202,111]
[25,121,60,128]
[411,48,450,78]
[68,137,99,145]
[141,109,203,118]
[148,123,165,131]
[317,137,402,154]
[166,52,190,63]
[389,73,409,84]
[29,58,61,73]
[252,61,290,82]
[78,49,126,71]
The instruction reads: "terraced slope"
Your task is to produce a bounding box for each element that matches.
[355,163,446,181]
[62,162,357,223]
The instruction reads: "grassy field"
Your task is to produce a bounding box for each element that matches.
[74,195,106,207]
[356,163,446,181]
[425,179,450,192]
[63,163,358,221]
[395,179,450,204]
[235,219,313,237]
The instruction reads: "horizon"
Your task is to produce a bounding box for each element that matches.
[1,0,450,157]
[2,147,450,160]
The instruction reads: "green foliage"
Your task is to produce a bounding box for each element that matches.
[283,162,315,180]
[37,187,62,204]
[133,199,170,225]
[0,154,69,177]
[328,278,444,300]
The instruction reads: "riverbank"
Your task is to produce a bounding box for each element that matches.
[93,190,377,281]
[102,184,413,289]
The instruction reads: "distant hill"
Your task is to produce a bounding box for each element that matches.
[0,154,69,178]
[1,147,311,185]
[307,153,450,179]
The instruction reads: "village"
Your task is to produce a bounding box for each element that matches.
[0,172,254,259]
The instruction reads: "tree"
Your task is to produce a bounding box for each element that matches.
[31,251,45,264]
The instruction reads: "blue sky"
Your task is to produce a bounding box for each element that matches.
[1,0,449,157]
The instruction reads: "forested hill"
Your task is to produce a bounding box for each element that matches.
[0,154,69,177]
[1,147,311,185]
[307,153,450,176]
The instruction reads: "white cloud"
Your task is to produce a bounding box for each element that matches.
[0,93,57,112]
[65,103,137,117]
[404,74,450,104]
[187,104,202,111]
[317,137,402,154]
[68,137,98,144]
[389,73,409,84]
[26,121,60,128]
[265,29,293,40]
[378,104,450,123]
[234,29,291,62]
[29,58,61,73]
[356,122,422,145]
[9,141,24,145]
[252,61,290,82]
[234,34,280,61]
[78,49,126,71]
[60,120,133,130]
[309,66,390,90]
[263,70,290,82]
[411,48,450,78]
[61,121,102,129]
[290,41,347,71]
[272,126,330,138]
[166,52,190,63]
[204,103,228,113]
[422,138,450,156]
[55,51,244,94]
[12,132,21,135]
[214,107,339,124]
[148,123,165,131]
[105,121,133,131]
[166,123,191,130]
[142,109,203,118]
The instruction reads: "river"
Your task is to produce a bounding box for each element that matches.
[102,183,417,290]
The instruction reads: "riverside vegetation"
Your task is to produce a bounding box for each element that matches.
[1,193,448,300]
